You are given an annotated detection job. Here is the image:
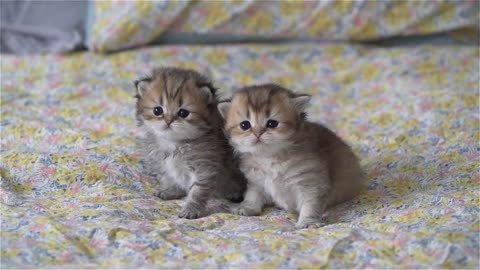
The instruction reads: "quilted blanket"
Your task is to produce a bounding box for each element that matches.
[1,43,478,268]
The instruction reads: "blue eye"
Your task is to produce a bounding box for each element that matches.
[240,121,251,130]
[266,119,279,128]
[153,106,163,116]
[178,109,190,118]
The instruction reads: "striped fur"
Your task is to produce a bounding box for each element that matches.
[135,67,246,219]
[219,84,364,228]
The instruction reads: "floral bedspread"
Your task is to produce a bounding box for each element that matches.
[88,0,479,52]
[1,43,478,268]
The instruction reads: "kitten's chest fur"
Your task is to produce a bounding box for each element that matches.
[163,148,194,188]
[143,134,197,189]
[241,154,299,212]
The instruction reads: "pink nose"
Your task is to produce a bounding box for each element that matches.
[253,131,264,139]
[164,116,174,126]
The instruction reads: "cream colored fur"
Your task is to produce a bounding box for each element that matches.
[219,84,364,228]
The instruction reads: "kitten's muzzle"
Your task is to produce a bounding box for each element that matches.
[253,128,266,144]
[253,129,265,139]
[164,115,175,127]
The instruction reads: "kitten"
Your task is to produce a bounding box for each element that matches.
[218,84,364,228]
[135,67,246,219]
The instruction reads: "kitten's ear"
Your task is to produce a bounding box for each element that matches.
[134,78,151,98]
[291,94,311,113]
[217,100,231,119]
[198,83,217,104]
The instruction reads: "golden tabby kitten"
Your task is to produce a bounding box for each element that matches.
[218,84,364,228]
[135,67,246,219]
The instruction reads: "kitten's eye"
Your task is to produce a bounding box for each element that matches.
[240,121,251,130]
[178,109,190,118]
[266,119,279,128]
[153,106,163,116]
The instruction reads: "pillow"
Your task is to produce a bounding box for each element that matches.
[87,0,479,53]
[87,1,190,52]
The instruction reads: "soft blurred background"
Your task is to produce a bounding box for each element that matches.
[1,0,478,54]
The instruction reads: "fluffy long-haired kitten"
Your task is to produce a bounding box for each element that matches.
[218,84,364,228]
[135,67,246,219]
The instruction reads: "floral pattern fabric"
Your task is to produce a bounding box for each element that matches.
[1,43,479,268]
[88,0,479,52]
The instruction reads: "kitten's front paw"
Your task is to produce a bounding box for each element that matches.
[178,204,207,219]
[295,219,325,229]
[231,206,261,216]
[155,187,185,200]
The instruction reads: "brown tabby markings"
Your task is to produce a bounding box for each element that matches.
[225,85,298,140]
[135,67,246,219]
[219,84,364,229]
[138,73,211,126]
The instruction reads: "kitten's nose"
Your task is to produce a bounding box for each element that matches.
[253,128,265,138]
[164,115,174,126]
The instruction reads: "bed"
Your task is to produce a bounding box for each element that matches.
[1,1,479,269]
